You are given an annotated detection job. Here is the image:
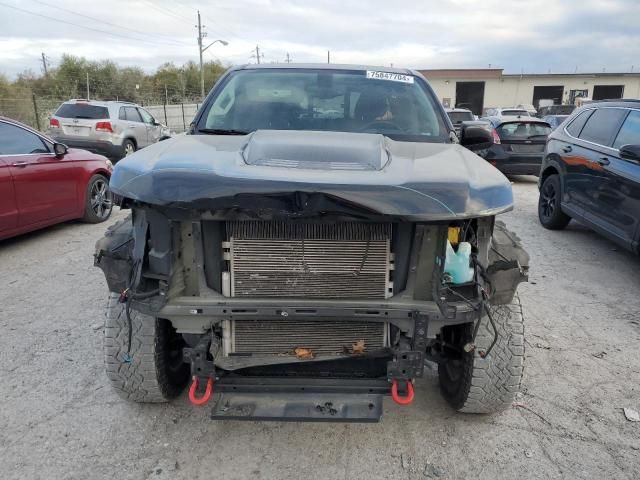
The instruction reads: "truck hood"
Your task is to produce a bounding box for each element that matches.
[109,130,513,220]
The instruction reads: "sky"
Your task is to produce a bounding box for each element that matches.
[0,0,639,78]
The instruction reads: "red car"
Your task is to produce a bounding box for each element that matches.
[0,116,113,241]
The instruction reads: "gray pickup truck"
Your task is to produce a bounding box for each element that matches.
[95,64,528,422]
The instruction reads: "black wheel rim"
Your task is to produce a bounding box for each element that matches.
[540,181,557,220]
[90,178,112,220]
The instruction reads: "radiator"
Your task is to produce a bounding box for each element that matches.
[224,221,393,299]
[230,319,388,356]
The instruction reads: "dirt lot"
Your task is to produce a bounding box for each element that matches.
[1,176,639,480]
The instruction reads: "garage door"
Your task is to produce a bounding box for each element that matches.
[532,86,564,109]
[592,85,625,100]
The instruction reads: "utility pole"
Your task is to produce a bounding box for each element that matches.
[41,52,48,76]
[285,52,291,63]
[327,50,330,64]
[250,45,264,64]
[196,11,228,99]
[197,10,205,99]
[86,72,90,100]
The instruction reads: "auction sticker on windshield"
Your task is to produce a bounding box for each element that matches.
[366,71,414,83]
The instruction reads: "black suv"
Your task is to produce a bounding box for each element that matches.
[538,100,640,253]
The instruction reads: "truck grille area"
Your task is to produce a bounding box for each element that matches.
[225,221,393,298]
[231,319,387,356]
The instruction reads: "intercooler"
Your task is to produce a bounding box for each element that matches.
[223,221,394,299]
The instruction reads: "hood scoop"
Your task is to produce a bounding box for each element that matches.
[242,130,390,171]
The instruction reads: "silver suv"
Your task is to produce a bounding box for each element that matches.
[49,100,171,160]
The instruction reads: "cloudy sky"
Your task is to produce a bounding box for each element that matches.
[0,0,639,78]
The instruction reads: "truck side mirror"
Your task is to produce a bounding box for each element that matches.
[460,124,493,151]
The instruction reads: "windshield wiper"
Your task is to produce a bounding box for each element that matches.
[197,128,250,135]
[526,134,547,139]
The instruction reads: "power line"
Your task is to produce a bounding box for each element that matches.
[0,2,190,48]
[31,0,192,46]
[141,0,193,25]
[168,0,241,42]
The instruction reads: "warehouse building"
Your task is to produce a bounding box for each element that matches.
[419,68,640,115]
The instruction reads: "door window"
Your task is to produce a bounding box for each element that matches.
[137,108,154,124]
[566,110,592,137]
[613,110,640,149]
[0,122,50,155]
[124,107,143,122]
[578,108,626,146]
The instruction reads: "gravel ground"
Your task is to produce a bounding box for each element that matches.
[1,176,639,480]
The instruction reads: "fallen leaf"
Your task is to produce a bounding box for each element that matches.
[294,347,314,360]
[592,351,607,359]
[623,407,640,422]
[351,340,366,354]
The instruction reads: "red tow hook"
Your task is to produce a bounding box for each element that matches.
[391,380,415,406]
[188,376,214,406]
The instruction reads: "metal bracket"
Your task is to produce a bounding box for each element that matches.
[412,310,428,351]
[387,350,424,381]
[183,337,215,379]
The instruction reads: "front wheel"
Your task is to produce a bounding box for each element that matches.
[82,174,112,223]
[103,294,189,403]
[438,296,525,413]
[538,174,571,230]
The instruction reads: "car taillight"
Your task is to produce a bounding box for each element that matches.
[50,118,60,128]
[491,128,501,144]
[95,121,113,133]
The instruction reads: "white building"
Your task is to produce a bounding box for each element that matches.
[419,68,640,115]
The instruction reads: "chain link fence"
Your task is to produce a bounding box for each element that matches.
[0,96,202,134]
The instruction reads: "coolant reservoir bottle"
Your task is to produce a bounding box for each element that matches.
[444,240,474,284]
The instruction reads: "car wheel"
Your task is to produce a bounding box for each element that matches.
[103,294,189,403]
[82,174,113,223]
[538,174,571,230]
[438,295,525,413]
[123,139,136,157]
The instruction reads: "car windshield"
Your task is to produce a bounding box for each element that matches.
[497,121,551,139]
[447,111,474,124]
[55,103,109,119]
[501,110,529,116]
[197,69,448,142]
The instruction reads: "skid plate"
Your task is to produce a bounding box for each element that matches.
[211,393,383,422]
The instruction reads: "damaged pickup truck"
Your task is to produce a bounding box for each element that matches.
[95,64,529,422]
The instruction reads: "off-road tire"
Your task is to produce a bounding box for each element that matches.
[538,174,571,230]
[82,174,112,223]
[103,294,189,402]
[438,295,525,413]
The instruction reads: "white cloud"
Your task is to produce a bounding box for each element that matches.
[0,0,638,77]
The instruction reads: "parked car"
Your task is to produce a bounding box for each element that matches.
[537,104,575,117]
[94,64,529,421]
[542,114,569,130]
[479,116,552,175]
[445,107,475,134]
[517,104,538,116]
[0,116,113,241]
[538,100,640,254]
[483,107,531,118]
[48,99,171,160]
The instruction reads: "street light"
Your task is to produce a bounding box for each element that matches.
[199,39,228,99]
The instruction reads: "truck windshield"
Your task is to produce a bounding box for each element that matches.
[197,69,448,142]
